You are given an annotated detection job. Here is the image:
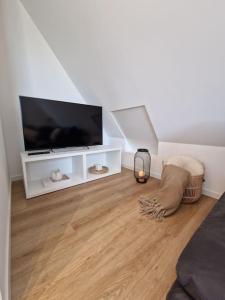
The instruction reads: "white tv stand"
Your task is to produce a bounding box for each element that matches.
[21,146,122,199]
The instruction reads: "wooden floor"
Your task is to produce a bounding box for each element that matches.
[11,169,216,300]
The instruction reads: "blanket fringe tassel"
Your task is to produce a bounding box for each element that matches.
[139,196,167,222]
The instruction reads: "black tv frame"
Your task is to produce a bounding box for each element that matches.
[19,96,103,151]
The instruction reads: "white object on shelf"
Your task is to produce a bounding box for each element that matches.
[21,146,122,199]
[51,169,63,181]
[95,164,103,171]
[42,175,71,188]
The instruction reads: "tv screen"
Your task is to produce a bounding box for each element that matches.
[20,96,103,151]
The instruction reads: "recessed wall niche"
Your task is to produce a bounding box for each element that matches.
[112,105,158,154]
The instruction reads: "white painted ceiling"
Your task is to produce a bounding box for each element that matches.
[21,0,225,146]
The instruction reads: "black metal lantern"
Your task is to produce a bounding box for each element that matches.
[134,149,151,183]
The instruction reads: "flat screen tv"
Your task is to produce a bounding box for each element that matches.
[20,96,103,151]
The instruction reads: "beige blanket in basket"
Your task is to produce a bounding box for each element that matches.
[139,165,190,221]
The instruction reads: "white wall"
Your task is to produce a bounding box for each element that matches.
[20,3,84,103]
[0,1,112,179]
[21,0,225,147]
[20,5,113,154]
[0,120,10,300]
[19,0,225,197]
[0,0,31,180]
[2,0,225,200]
[0,4,11,299]
[123,142,225,199]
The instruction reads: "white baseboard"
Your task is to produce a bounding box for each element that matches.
[150,172,161,180]
[122,164,133,171]
[202,188,222,200]
[16,164,221,200]
[10,174,23,182]
[122,164,221,200]
[122,164,161,179]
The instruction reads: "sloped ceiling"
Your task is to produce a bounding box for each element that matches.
[21,0,225,146]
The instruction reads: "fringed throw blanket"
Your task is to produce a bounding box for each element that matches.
[139,165,190,221]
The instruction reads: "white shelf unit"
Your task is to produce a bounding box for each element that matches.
[21,146,122,199]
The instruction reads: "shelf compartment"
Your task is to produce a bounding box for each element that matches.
[86,150,121,181]
[21,146,121,198]
[27,173,84,198]
[25,155,84,198]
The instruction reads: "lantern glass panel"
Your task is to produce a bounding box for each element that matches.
[134,149,151,183]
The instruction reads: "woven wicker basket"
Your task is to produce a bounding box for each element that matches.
[182,174,204,203]
[162,160,204,203]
